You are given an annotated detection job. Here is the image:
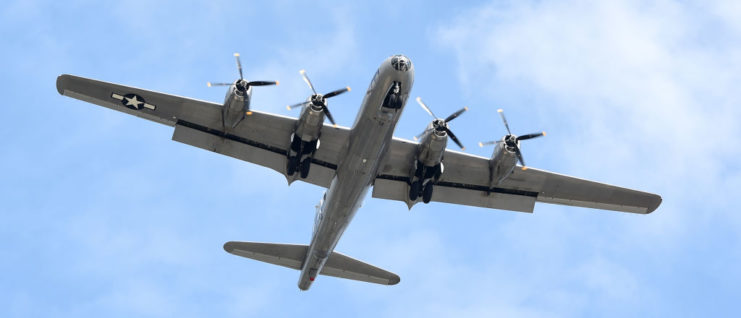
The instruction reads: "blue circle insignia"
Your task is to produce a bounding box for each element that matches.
[121,94,145,110]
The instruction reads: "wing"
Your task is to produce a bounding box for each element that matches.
[373,138,662,214]
[56,74,347,188]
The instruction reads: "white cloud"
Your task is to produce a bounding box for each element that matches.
[416,0,741,315]
[7,1,741,316]
[249,6,360,115]
[436,0,741,229]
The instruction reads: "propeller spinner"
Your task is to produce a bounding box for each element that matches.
[479,108,545,169]
[414,97,468,150]
[207,53,279,92]
[286,69,350,126]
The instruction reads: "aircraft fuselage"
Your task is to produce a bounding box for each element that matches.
[298,55,414,290]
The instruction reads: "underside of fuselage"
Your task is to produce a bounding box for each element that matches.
[295,54,414,290]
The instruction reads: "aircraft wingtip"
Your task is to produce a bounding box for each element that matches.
[223,241,236,253]
[388,275,401,285]
[56,74,69,95]
[646,195,663,214]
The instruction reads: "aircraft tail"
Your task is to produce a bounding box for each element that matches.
[223,241,400,286]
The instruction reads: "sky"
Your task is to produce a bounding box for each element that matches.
[1,0,740,317]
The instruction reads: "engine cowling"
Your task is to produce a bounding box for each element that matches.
[488,139,518,185]
[415,121,447,168]
[294,102,325,142]
[221,80,251,129]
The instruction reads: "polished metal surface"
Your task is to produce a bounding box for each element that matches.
[297,55,414,290]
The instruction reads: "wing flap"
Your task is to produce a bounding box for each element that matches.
[503,168,662,214]
[372,178,536,212]
[172,123,336,188]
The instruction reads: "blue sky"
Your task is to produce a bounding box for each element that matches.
[2,0,740,317]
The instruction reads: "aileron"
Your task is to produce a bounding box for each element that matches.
[507,167,662,214]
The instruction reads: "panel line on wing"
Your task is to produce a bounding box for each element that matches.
[375,174,539,197]
[176,119,338,170]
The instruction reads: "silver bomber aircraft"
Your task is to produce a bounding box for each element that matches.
[56,54,661,290]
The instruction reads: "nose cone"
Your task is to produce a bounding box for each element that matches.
[390,54,413,72]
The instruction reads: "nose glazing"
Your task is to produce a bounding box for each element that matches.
[390,55,411,72]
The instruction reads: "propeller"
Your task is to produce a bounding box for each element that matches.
[414,97,468,150]
[478,108,545,170]
[207,53,279,90]
[286,69,350,126]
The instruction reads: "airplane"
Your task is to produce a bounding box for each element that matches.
[56,53,662,291]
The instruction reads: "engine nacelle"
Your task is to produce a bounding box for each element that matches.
[415,122,448,168]
[488,140,518,185]
[294,103,326,142]
[407,126,448,203]
[222,80,252,129]
[286,103,326,179]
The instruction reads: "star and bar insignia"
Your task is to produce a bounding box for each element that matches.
[111,93,156,110]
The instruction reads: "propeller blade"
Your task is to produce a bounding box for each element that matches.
[444,106,468,123]
[286,101,309,110]
[478,140,501,147]
[415,97,438,119]
[323,106,336,126]
[514,147,526,167]
[444,127,465,150]
[248,81,279,86]
[294,70,349,125]
[324,86,351,99]
[234,53,244,80]
[299,69,317,95]
[517,132,546,141]
[413,129,427,141]
[497,109,512,135]
[207,82,231,87]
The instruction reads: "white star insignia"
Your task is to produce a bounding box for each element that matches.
[124,95,143,109]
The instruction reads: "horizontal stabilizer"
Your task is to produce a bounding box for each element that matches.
[224,241,307,270]
[320,250,401,285]
[224,241,400,285]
